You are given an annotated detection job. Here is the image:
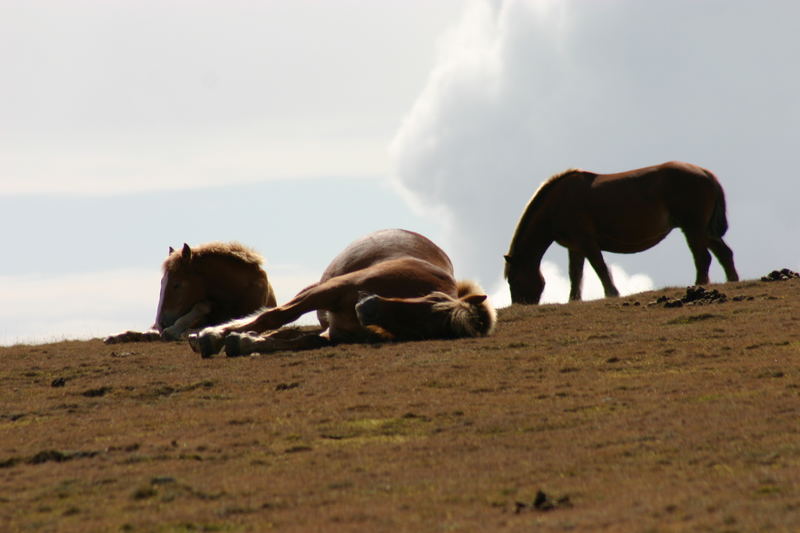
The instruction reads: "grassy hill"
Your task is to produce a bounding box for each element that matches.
[1,278,799,532]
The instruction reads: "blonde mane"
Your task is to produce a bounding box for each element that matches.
[432,280,497,337]
[505,168,584,278]
[163,242,265,273]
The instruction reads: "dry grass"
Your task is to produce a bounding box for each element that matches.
[1,279,799,532]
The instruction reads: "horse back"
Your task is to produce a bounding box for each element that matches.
[579,162,715,211]
[333,257,458,299]
[320,229,454,282]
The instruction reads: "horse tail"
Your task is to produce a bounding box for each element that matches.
[448,280,497,337]
[706,170,729,239]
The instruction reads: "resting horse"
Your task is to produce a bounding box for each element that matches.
[505,161,739,304]
[105,242,276,343]
[190,229,496,358]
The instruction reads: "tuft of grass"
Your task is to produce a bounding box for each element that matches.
[666,313,720,325]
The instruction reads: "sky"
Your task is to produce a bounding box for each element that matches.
[2,0,798,345]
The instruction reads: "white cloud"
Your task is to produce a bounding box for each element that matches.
[0,137,387,196]
[0,1,465,195]
[391,0,800,296]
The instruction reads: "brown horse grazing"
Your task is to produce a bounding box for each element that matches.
[505,161,739,304]
[189,229,496,358]
[105,242,276,343]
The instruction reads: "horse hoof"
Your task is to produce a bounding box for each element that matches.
[224,333,243,357]
[187,333,200,353]
[225,332,256,357]
[194,333,223,359]
[355,294,381,326]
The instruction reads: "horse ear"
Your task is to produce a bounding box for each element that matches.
[463,293,487,305]
[181,243,192,261]
[168,246,175,256]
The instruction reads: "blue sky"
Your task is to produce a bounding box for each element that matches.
[2,0,798,345]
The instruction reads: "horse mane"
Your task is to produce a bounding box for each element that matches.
[505,168,583,278]
[433,280,497,337]
[163,241,265,273]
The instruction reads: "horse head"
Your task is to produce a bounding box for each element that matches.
[155,243,209,332]
[355,282,496,340]
[504,254,544,304]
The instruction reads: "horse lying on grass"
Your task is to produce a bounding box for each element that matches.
[105,242,276,343]
[189,229,496,358]
[505,161,739,304]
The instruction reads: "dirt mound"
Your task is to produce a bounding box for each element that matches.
[651,285,729,308]
[761,268,800,281]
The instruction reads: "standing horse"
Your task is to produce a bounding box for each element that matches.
[190,229,496,358]
[505,161,739,304]
[105,242,276,343]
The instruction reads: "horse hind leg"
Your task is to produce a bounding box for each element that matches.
[682,229,712,285]
[709,238,739,281]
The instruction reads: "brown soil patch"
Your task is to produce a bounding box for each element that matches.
[2,279,799,532]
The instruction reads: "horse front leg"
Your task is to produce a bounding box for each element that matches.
[585,246,619,298]
[568,249,585,301]
[190,279,350,358]
[224,329,330,357]
[162,301,211,340]
[191,305,304,358]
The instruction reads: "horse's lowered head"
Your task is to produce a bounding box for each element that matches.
[155,244,209,334]
[504,254,545,304]
[355,280,496,340]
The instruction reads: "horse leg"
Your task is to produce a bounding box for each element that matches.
[192,279,352,358]
[709,238,739,281]
[162,301,212,340]
[104,329,161,344]
[584,246,619,298]
[225,329,330,357]
[568,249,585,301]
[682,229,712,285]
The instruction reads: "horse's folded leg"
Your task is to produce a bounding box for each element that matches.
[161,324,183,341]
[104,330,152,344]
[143,330,163,342]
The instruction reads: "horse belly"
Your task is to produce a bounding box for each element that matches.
[592,207,673,253]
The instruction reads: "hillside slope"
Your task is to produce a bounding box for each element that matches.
[1,278,799,532]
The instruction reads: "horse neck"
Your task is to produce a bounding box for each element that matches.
[196,255,258,296]
[509,209,553,270]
